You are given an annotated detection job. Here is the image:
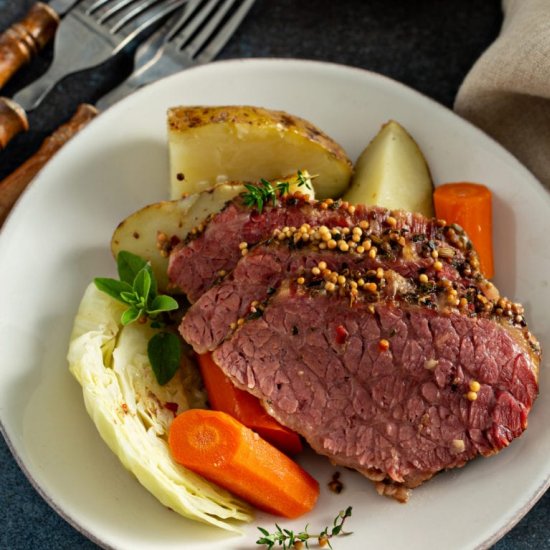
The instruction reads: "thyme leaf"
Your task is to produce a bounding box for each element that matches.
[241,171,314,213]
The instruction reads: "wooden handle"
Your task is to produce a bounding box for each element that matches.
[0,103,98,228]
[0,2,60,89]
[0,97,29,148]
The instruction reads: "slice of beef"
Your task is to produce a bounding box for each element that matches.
[180,226,483,354]
[168,193,477,302]
[211,281,540,500]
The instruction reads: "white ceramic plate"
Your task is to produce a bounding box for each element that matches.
[1,59,549,550]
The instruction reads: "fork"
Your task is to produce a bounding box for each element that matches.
[96,0,256,110]
[0,0,188,149]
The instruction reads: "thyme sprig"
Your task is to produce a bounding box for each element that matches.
[256,506,353,549]
[242,170,313,213]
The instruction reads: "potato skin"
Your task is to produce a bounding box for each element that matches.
[167,105,350,163]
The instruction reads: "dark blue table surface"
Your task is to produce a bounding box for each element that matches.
[1,1,548,548]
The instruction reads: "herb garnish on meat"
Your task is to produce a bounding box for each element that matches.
[242,170,312,213]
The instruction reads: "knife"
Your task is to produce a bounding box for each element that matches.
[0,0,81,89]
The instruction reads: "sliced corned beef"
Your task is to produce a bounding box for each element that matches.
[211,281,540,500]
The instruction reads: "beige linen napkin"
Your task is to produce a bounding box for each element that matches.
[454,0,550,190]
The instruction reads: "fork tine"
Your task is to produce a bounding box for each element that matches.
[171,0,219,48]
[105,0,162,28]
[112,0,188,48]
[92,0,141,22]
[86,0,135,17]
[182,0,254,62]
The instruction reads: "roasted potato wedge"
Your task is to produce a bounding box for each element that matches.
[343,120,434,217]
[168,106,352,200]
[112,183,244,291]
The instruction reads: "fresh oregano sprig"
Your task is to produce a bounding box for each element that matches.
[94,250,181,385]
[242,170,314,213]
[256,506,353,549]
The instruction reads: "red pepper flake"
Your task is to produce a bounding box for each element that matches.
[164,402,179,416]
[336,325,349,344]
[121,403,129,414]
[378,339,390,352]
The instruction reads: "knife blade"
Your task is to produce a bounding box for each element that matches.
[0,0,81,89]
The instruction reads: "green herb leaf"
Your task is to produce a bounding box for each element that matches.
[96,251,178,326]
[147,332,181,385]
[117,250,148,285]
[119,290,138,304]
[296,169,313,190]
[276,181,290,196]
[121,307,142,325]
[149,294,179,315]
[133,267,152,305]
[94,278,133,302]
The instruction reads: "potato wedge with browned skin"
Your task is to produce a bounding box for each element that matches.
[168,106,352,200]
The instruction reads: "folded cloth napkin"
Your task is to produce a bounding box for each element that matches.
[454,0,550,190]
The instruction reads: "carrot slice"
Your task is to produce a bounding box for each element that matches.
[197,352,303,455]
[433,182,494,278]
[168,409,319,518]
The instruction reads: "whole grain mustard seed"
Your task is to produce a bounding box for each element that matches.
[469,380,481,392]
[419,273,429,284]
[433,260,443,271]
[338,241,350,252]
[297,277,305,285]
[452,439,466,453]
[466,391,478,401]
[311,267,321,276]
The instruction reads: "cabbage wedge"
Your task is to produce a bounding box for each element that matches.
[67,283,253,531]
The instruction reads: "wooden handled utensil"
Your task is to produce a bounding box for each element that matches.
[0,1,80,90]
